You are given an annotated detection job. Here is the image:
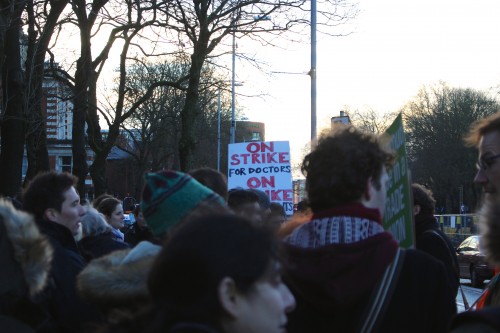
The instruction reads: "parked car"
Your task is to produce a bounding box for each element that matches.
[456,235,495,288]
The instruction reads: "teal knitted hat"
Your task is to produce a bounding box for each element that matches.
[141,170,225,236]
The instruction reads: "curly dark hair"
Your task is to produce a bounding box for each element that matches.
[23,171,78,219]
[411,183,436,216]
[302,126,395,213]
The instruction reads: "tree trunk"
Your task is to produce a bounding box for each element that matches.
[72,52,92,196]
[179,51,206,171]
[23,0,68,184]
[0,1,26,196]
[89,152,107,196]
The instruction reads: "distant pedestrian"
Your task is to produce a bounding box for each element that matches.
[267,202,287,232]
[188,167,229,201]
[412,183,460,296]
[250,188,272,218]
[123,204,157,246]
[283,125,456,332]
[228,188,263,225]
[96,197,127,243]
[92,194,114,210]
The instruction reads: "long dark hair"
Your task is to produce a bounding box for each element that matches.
[105,213,280,333]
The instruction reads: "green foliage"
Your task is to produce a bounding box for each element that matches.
[402,83,500,213]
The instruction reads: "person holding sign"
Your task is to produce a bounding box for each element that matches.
[282,125,456,333]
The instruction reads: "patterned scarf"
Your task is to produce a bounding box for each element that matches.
[284,203,386,248]
[111,227,125,242]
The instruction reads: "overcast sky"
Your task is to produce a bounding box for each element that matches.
[234,0,500,175]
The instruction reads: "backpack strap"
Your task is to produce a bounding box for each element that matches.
[357,247,406,333]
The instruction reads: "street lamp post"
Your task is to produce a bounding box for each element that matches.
[230,14,269,144]
[230,31,237,144]
[310,0,317,143]
[217,86,221,171]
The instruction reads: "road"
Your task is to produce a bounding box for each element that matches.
[457,279,488,312]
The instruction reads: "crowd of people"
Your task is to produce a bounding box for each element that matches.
[3,112,500,332]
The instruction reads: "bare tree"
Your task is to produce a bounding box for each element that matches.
[69,0,181,196]
[16,0,355,197]
[155,0,358,171]
[22,0,71,184]
[403,83,499,213]
[0,0,26,196]
[117,58,232,197]
[348,107,397,134]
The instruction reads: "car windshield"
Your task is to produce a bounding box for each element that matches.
[469,237,479,250]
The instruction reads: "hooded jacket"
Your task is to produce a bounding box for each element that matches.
[283,202,457,333]
[0,199,53,332]
[77,241,161,324]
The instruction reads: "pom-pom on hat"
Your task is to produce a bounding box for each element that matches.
[141,170,225,236]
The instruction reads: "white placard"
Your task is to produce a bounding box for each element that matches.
[228,141,293,215]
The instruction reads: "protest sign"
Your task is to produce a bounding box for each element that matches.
[383,113,415,248]
[228,141,293,215]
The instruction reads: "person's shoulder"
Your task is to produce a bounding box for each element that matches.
[403,247,444,264]
[450,307,500,333]
[0,315,37,333]
[419,228,449,241]
[400,248,449,279]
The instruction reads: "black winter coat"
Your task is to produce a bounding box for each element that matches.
[449,306,500,332]
[123,224,157,246]
[0,299,49,333]
[285,249,457,333]
[36,220,102,333]
[78,232,130,260]
[415,213,460,297]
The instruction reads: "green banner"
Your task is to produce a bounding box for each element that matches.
[383,113,415,248]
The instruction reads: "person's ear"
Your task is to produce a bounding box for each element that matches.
[218,277,240,318]
[362,177,373,201]
[44,208,59,223]
[413,204,421,216]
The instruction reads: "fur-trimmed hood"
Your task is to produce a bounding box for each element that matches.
[479,194,500,266]
[77,241,160,309]
[0,198,53,299]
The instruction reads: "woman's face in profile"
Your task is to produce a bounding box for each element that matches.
[228,261,296,333]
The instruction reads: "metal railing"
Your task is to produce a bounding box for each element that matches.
[436,214,478,248]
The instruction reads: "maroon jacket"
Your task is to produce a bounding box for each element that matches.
[283,203,457,333]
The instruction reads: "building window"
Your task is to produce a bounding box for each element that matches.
[251,132,261,141]
[60,156,72,173]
